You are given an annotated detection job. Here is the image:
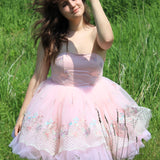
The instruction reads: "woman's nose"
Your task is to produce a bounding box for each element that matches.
[68,0,76,8]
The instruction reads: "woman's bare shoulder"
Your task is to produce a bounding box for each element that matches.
[87,24,96,31]
[89,25,97,38]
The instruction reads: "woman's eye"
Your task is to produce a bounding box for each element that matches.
[62,2,68,8]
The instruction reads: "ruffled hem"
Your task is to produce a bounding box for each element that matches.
[9,130,151,160]
[9,141,112,160]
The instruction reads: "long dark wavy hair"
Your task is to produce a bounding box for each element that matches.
[32,0,91,62]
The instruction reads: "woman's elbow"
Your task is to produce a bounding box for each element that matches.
[98,37,114,50]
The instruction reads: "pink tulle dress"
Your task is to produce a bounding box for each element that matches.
[9,52,151,160]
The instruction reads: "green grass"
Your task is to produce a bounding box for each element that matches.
[0,0,160,159]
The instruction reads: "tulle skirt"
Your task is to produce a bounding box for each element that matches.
[9,77,151,160]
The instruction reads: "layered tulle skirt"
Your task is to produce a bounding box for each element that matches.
[9,77,151,160]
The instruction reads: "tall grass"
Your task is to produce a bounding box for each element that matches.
[0,0,159,159]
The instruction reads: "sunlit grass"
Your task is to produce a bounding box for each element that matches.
[0,0,159,159]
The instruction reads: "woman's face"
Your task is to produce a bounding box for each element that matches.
[58,0,85,21]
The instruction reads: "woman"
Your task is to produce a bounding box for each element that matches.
[9,0,151,159]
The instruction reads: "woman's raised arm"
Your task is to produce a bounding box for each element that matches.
[89,0,114,50]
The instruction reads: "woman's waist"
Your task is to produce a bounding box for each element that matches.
[51,74,101,86]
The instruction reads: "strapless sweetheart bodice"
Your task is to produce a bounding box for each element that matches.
[51,52,104,86]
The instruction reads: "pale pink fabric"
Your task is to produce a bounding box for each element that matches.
[9,52,151,160]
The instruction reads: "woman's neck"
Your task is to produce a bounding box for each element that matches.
[68,17,85,32]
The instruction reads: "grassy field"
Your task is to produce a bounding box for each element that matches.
[0,0,160,159]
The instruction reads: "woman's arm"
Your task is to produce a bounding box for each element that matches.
[89,0,114,50]
[14,41,50,136]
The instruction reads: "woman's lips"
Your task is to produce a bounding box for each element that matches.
[72,8,79,14]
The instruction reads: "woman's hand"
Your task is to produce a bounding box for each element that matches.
[14,114,24,136]
[88,0,99,2]
[87,0,100,4]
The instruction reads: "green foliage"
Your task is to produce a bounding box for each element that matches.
[0,0,159,159]
[100,0,160,21]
